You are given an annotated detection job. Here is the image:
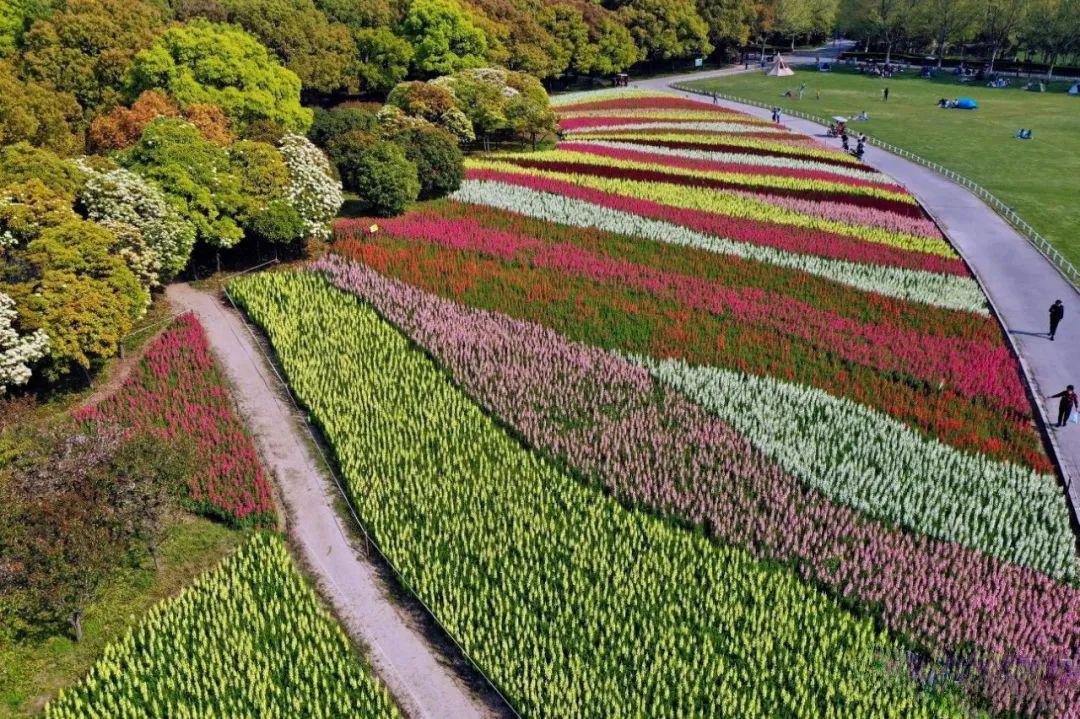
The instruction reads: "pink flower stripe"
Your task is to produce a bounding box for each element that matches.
[501,157,928,219]
[465,168,968,276]
[372,212,1025,412]
[315,255,1080,716]
[583,127,829,148]
[558,140,905,192]
[728,188,944,239]
[555,96,760,114]
[75,314,275,528]
[559,115,772,131]
[569,126,793,141]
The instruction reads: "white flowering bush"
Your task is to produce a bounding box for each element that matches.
[78,167,196,285]
[1,291,49,394]
[278,134,342,241]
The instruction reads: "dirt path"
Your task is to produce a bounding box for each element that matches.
[166,283,504,719]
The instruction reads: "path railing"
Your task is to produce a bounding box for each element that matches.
[671,83,1080,291]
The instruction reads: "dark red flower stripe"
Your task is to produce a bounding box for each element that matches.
[558,140,904,192]
[556,96,760,114]
[464,168,967,276]
[569,126,795,142]
[501,158,927,219]
[332,232,1047,471]
[75,314,276,528]
[368,212,1025,414]
[559,115,772,131]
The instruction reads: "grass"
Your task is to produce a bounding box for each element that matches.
[684,66,1080,267]
[0,515,248,717]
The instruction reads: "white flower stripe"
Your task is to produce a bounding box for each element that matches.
[629,354,1076,581]
[450,180,988,314]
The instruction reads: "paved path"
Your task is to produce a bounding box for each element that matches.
[167,284,503,719]
[635,70,1080,526]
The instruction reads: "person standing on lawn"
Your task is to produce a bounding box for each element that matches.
[883,86,889,101]
[1049,299,1065,340]
[1051,385,1078,427]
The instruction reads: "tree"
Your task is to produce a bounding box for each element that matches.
[214,0,359,94]
[308,105,380,148]
[78,166,197,283]
[618,0,714,63]
[772,0,812,51]
[749,0,778,60]
[314,0,400,28]
[381,120,464,198]
[466,0,567,78]
[913,0,978,67]
[126,19,313,133]
[278,134,343,240]
[387,79,476,142]
[20,0,167,112]
[1,179,79,247]
[1022,0,1079,78]
[353,27,414,94]
[0,62,83,156]
[328,131,419,216]
[0,142,86,197]
[978,0,1028,72]
[229,139,307,244]
[121,118,245,249]
[0,0,56,57]
[590,17,641,73]
[0,291,49,394]
[400,0,489,75]
[88,90,235,152]
[696,0,754,55]
[4,219,147,377]
[858,0,917,63]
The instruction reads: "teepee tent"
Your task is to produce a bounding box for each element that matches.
[766,56,794,77]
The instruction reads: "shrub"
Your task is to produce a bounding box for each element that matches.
[0,62,83,156]
[0,291,49,394]
[307,106,379,149]
[0,143,86,198]
[78,166,197,283]
[328,131,418,217]
[278,134,342,240]
[382,122,463,199]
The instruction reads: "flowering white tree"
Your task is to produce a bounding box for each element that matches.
[1,291,49,394]
[278,134,343,241]
[78,166,196,285]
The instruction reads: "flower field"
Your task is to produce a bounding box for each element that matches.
[232,90,1080,716]
[44,533,400,719]
[76,314,275,527]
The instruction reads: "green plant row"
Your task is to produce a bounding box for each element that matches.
[44,532,400,719]
[229,270,971,718]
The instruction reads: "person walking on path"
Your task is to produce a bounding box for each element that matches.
[1051,385,1078,427]
[1049,299,1064,340]
[882,86,889,101]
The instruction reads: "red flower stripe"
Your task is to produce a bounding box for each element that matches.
[558,140,905,192]
[430,200,994,342]
[464,168,968,276]
[555,96,760,114]
[370,212,1026,413]
[332,230,1047,471]
[596,136,870,169]
[75,314,276,528]
[559,115,772,131]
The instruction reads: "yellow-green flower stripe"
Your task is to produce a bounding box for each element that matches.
[229,270,972,719]
[44,533,400,719]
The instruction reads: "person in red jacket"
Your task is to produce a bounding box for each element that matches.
[1050,385,1078,427]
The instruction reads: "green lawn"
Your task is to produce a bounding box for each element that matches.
[684,67,1080,267]
[0,515,247,717]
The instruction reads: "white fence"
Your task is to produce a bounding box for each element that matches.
[672,83,1080,290]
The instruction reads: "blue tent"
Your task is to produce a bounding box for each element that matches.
[955,96,978,109]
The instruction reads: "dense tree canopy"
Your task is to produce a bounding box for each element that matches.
[401,0,489,75]
[20,0,167,112]
[125,20,313,133]
[0,63,82,155]
[618,0,714,62]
